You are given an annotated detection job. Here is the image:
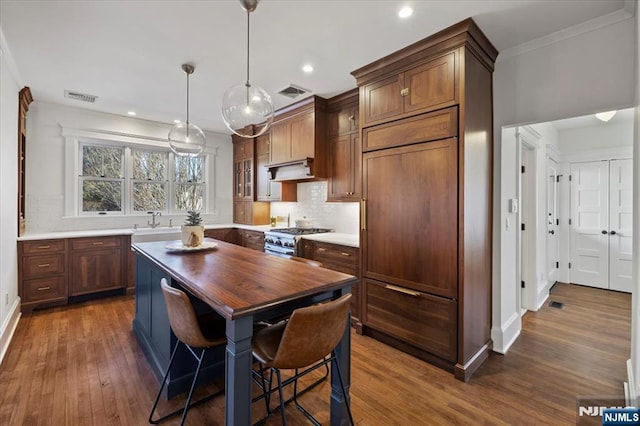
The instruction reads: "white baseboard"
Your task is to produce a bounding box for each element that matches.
[627,359,637,406]
[0,297,21,367]
[491,311,521,354]
[535,281,551,311]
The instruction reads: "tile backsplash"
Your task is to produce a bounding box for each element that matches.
[270,181,360,234]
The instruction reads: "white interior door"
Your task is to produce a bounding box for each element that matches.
[570,161,609,289]
[609,159,633,292]
[520,146,534,311]
[546,159,559,285]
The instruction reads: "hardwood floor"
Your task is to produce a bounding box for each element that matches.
[0,283,630,425]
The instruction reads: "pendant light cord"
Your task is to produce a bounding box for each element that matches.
[246,10,250,88]
[185,70,190,137]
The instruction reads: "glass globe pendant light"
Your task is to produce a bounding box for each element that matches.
[169,64,205,157]
[221,0,274,138]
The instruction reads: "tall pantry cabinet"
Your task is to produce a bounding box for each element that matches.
[351,18,497,381]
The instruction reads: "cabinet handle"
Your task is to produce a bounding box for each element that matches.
[400,88,409,97]
[37,286,51,291]
[361,200,367,231]
[317,248,327,252]
[37,263,50,268]
[348,115,355,121]
[37,245,50,249]
[92,242,104,245]
[385,284,421,297]
[340,252,351,257]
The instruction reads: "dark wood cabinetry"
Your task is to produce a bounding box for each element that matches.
[352,18,497,381]
[256,133,296,202]
[238,229,264,252]
[360,51,456,127]
[69,236,125,296]
[19,239,68,311]
[327,89,361,202]
[18,234,131,312]
[301,239,360,329]
[267,96,328,179]
[232,135,270,225]
[18,87,33,237]
[204,228,237,244]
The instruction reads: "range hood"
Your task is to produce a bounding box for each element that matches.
[267,158,318,182]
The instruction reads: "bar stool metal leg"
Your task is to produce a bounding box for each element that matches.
[149,340,181,424]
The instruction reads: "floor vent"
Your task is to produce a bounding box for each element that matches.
[65,90,98,103]
[277,84,310,99]
[549,301,564,309]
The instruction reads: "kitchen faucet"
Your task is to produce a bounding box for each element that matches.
[147,211,161,228]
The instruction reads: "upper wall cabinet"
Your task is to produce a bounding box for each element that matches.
[360,51,456,127]
[326,89,361,202]
[256,133,296,202]
[268,96,328,180]
[18,87,33,237]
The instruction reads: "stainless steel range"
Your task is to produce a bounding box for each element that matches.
[264,228,332,258]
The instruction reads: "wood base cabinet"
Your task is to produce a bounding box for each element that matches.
[353,18,497,381]
[69,236,124,296]
[301,239,360,329]
[18,239,67,312]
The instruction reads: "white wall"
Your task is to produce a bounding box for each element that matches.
[493,14,637,353]
[25,102,233,233]
[0,27,22,363]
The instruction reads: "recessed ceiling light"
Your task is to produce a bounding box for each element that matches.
[595,110,616,122]
[302,64,314,73]
[127,111,136,116]
[398,6,413,18]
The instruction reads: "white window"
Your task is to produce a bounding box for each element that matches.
[77,141,208,216]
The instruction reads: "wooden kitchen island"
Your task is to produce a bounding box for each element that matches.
[132,238,357,426]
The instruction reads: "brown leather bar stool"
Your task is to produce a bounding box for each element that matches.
[149,278,227,426]
[252,293,354,425]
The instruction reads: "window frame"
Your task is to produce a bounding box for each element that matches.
[63,128,212,218]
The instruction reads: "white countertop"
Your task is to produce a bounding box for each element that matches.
[18,224,359,248]
[301,233,359,248]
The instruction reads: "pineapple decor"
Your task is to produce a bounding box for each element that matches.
[181,210,204,247]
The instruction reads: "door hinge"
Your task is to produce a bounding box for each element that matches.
[569,218,572,225]
[521,223,525,231]
[556,175,560,182]
[568,262,571,269]
[521,165,525,173]
[556,261,559,268]
[556,218,559,226]
[569,175,572,181]
[521,280,525,288]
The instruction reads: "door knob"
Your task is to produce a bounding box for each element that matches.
[601,230,608,235]
[610,230,617,235]
[548,230,555,235]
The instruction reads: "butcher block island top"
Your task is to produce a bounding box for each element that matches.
[132,238,357,320]
[131,238,357,426]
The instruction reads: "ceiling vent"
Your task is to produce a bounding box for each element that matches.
[277,84,310,99]
[65,90,98,103]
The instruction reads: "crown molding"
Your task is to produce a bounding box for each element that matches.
[497,8,633,62]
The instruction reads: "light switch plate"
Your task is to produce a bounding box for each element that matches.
[508,198,518,213]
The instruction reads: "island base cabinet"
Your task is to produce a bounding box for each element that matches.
[132,255,224,399]
[362,278,457,364]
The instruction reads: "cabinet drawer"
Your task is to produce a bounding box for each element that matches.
[310,243,358,274]
[241,230,264,251]
[364,278,456,362]
[23,254,65,278]
[70,236,122,251]
[23,276,66,303]
[21,239,65,254]
[363,106,457,152]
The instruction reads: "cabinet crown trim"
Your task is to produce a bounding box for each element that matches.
[351,18,497,85]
